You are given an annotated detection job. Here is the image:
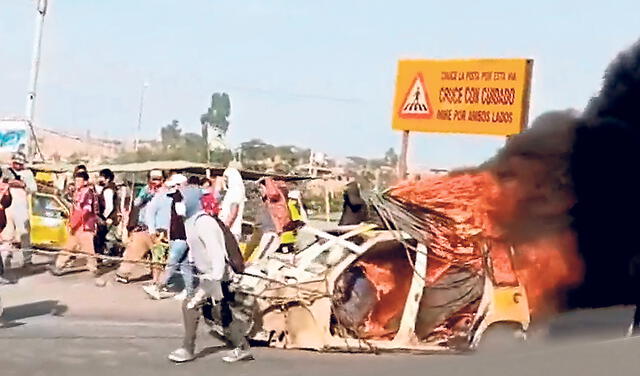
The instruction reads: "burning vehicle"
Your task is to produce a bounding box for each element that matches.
[209,39,640,353]
[207,173,541,353]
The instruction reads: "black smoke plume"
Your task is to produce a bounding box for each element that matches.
[569,39,640,307]
[481,39,640,309]
[484,110,579,243]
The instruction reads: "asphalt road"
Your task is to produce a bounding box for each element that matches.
[1,259,640,375]
[1,311,640,376]
[2,301,640,375]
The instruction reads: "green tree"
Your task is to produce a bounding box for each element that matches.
[240,139,277,161]
[201,92,231,140]
[161,120,182,150]
[179,132,208,162]
[210,149,234,165]
[117,121,211,164]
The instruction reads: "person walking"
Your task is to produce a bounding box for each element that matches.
[219,167,245,240]
[4,152,37,267]
[168,209,253,364]
[95,168,119,257]
[250,178,292,261]
[141,174,173,296]
[51,170,100,276]
[115,170,164,284]
[144,174,201,301]
[200,177,221,217]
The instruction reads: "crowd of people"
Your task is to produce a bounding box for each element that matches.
[0,159,311,363]
[0,154,379,363]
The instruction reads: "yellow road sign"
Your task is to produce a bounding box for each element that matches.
[392,59,533,136]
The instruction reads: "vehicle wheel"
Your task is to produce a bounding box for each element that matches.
[473,322,527,353]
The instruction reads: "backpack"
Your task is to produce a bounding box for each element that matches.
[195,213,245,274]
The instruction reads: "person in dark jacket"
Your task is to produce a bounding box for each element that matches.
[144,174,201,301]
[95,168,118,257]
[338,181,368,226]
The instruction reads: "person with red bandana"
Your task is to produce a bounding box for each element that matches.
[115,170,165,284]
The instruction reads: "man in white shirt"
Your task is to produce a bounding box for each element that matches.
[218,166,245,240]
[4,152,37,267]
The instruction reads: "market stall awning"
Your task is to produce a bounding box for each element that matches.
[29,160,315,181]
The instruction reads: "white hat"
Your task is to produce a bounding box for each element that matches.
[288,190,301,199]
[149,170,163,179]
[166,173,187,188]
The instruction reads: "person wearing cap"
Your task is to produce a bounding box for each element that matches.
[3,151,37,267]
[143,173,200,300]
[141,172,173,292]
[135,169,164,222]
[115,170,164,284]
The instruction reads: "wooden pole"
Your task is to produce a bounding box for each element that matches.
[398,130,410,179]
[325,183,330,223]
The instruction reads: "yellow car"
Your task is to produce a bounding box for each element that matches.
[29,192,69,249]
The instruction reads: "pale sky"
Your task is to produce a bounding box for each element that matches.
[1,0,639,169]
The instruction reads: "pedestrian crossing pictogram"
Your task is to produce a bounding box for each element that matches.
[398,73,432,119]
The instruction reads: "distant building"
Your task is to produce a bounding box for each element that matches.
[35,127,123,164]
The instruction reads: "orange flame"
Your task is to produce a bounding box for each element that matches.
[389,171,583,316]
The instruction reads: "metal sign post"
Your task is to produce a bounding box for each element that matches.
[391,58,533,178]
[398,130,410,179]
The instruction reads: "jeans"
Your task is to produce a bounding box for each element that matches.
[160,240,193,294]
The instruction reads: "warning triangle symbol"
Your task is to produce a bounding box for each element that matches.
[399,73,433,119]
